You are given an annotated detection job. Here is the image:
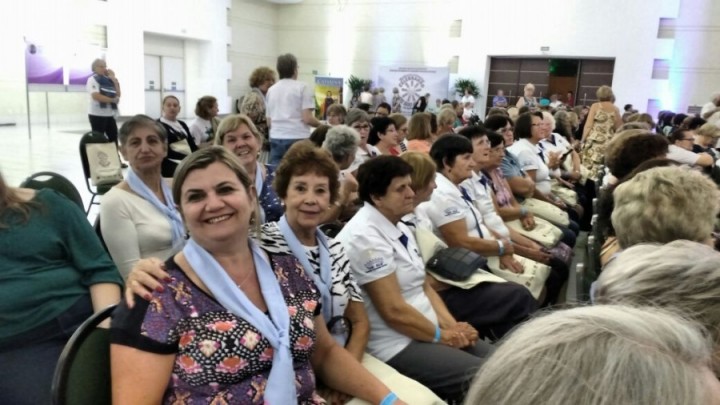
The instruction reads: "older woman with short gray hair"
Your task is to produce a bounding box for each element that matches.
[464,305,720,404]
[323,125,360,170]
[594,240,720,373]
[611,165,720,249]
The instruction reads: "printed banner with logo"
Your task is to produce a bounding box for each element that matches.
[377,66,450,115]
[314,76,344,120]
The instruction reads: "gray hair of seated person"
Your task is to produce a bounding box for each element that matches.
[118,114,167,146]
[611,166,720,249]
[463,305,715,405]
[322,125,360,165]
[594,240,720,371]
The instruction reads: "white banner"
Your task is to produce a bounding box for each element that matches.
[378,66,449,115]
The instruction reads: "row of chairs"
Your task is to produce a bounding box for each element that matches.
[575,167,607,302]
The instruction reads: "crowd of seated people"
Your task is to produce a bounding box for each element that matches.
[7,50,720,405]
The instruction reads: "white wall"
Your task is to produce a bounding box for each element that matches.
[229,0,279,105]
[270,0,720,115]
[0,0,231,127]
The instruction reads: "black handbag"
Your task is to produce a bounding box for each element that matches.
[426,247,488,281]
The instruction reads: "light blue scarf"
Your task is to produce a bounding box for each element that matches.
[278,215,332,320]
[183,238,296,404]
[126,168,184,250]
[255,161,266,224]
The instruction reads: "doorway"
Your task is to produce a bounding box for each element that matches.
[486,57,615,113]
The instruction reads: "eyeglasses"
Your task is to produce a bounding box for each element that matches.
[352,124,370,130]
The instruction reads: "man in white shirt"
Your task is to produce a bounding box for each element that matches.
[667,128,715,168]
[266,53,320,164]
[700,92,720,125]
[336,155,491,402]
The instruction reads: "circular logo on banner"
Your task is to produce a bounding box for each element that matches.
[398,74,425,110]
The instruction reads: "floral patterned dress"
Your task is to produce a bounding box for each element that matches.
[580,108,616,180]
[111,242,326,404]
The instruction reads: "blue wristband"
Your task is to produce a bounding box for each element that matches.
[498,240,505,256]
[433,325,441,343]
[379,392,398,405]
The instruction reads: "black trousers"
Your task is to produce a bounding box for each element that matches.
[438,281,538,342]
[88,114,119,144]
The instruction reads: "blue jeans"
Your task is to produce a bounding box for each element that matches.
[269,139,303,165]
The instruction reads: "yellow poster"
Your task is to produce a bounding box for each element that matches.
[314,76,344,120]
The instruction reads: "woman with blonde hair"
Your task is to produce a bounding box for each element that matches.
[214,114,283,223]
[515,83,538,109]
[406,112,434,153]
[238,66,276,150]
[580,85,623,180]
[463,305,720,404]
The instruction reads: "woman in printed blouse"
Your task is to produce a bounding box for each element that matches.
[215,114,283,223]
[123,141,440,404]
[111,146,406,404]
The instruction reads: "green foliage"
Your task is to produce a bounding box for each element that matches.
[454,78,480,97]
[347,75,372,96]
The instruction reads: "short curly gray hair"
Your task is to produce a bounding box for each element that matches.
[595,240,720,372]
[612,165,720,248]
[322,125,359,164]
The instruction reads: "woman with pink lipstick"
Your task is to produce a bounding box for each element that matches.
[214,114,283,223]
[101,115,185,280]
[368,116,401,156]
[111,146,406,404]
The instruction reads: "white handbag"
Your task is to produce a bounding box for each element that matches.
[550,180,578,206]
[521,198,570,227]
[505,217,563,248]
[86,143,123,186]
[486,255,550,300]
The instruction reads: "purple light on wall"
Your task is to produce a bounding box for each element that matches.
[25,43,63,84]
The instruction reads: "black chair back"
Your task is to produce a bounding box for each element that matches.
[20,171,84,211]
[51,305,116,405]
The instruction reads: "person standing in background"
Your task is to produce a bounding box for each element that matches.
[266,53,320,164]
[87,58,124,166]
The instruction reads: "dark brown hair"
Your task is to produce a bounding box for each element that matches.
[273,141,340,204]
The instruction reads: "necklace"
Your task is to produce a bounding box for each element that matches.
[235,269,254,289]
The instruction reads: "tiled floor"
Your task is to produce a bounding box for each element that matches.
[0,122,582,301]
[0,123,103,219]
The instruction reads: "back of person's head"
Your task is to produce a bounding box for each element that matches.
[368,116,394,145]
[463,305,717,405]
[596,85,614,102]
[407,112,432,141]
[344,108,369,126]
[429,134,473,171]
[388,113,407,131]
[276,53,298,79]
[484,114,512,132]
[486,131,504,148]
[624,103,633,112]
[357,102,371,112]
[357,156,413,205]
[685,116,707,131]
[612,166,720,248]
[672,113,689,127]
[604,132,668,179]
[195,96,217,119]
[322,125,359,165]
[517,106,530,115]
[400,151,436,192]
[486,107,508,118]
[696,123,720,140]
[595,240,720,366]
[437,107,457,129]
[618,121,651,131]
[309,124,331,147]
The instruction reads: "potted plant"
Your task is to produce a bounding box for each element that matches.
[454,78,480,97]
[347,75,372,96]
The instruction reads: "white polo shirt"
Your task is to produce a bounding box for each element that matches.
[345,144,380,173]
[508,138,552,194]
[417,173,493,241]
[461,171,510,239]
[86,76,115,117]
[667,144,701,166]
[266,79,315,140]
[336,203,437,361]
